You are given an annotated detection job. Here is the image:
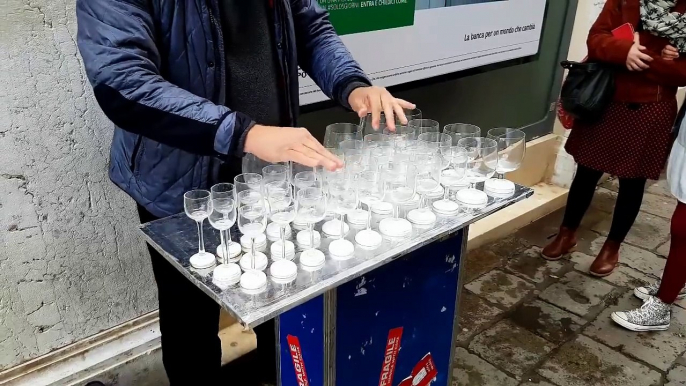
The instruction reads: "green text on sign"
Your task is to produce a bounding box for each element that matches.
[318,0,416,35]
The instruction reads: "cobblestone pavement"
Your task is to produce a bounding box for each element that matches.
[453,178,686,386]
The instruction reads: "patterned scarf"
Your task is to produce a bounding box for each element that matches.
[641,0,686,52]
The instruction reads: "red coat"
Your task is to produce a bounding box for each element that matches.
[589,0,686,103]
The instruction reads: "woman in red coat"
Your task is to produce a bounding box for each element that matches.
[543,0,686,276]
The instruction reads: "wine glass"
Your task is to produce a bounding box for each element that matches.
[355,171,385,249]
[418,132,452,153]
[432,146,468,215]
[266,180,297,261]
[378,162,417,237]
[443,123,481,146]
[456,137,498,209]
[262,164,288,185]
[407,151,441,226]
[234,173,263,198]
[243,153,282,175]
[380,108,423,129]
[327,178,358,259]
[211,183,241,263]
[184,190,215,269]
[208,196,240,285]
[296,187,328,270]
[324,123,362,150]
[238,200,268,271]
[485,128,526,197]
[409,119,440,136]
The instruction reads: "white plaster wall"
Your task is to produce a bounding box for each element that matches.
[0,0,156,371]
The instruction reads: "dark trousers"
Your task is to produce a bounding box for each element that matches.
[139,203,277,384]
[562,164,647,242]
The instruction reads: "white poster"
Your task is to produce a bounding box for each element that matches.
[299,0,548,105]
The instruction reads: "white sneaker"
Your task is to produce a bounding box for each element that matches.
[611,296,671,332]
[634,280,686,301]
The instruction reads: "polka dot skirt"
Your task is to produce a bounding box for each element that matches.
[565,100,677,180]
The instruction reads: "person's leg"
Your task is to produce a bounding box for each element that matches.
[542,164,603,260]
[590,177,646,276]
[139,206,222,385]
[657,202,686,303]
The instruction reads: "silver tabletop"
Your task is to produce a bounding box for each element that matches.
[139,184,533,327]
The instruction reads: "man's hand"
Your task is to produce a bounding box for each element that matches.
[662,45,679,60]
[244,125,343,171]
[626,33,653,71]
[348,86,415,131]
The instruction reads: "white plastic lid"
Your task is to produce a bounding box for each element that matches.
[456,189,488,208]
[371,202,394,215]
[266,222,292,240]
[213,263,241,284]
[407,208,437,226]
[355,229,383,248]
[299,249,326,270]
[484,179,516,197]
[240,270,267,292]
[240,233,267,249]
[190,252,216,269]
[329,239,355,260]
[379,218,412,237]
[239,252,268,271]
[270,260,298,282]
[432,199,460,216]
[270,240,296,260]
[216,242,242,261]
[296,229,321,248]
[322,219,349,237]
[347,209,369,225]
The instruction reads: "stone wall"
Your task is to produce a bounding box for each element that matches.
[0,0,156,370]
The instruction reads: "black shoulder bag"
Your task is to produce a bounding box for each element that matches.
[559,61,615,122]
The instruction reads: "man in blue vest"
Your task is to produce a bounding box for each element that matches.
[76,0,413,384]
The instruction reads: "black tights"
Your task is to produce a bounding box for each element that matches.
[562,164,646,242]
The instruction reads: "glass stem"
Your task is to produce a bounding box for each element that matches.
[197,220,205,254]
[309,223,315,249]
[280,225,286,259]
[443,187,449,200]
[339,213,345,240]
[251,237,256,270]
[366,207,372,230]
[221,230,230,265]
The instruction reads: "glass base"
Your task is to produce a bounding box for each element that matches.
[270,260,298,284]
[456,188,488,209]
[239,252,268,272]
[190,251,216,269]
[407,208,437,226]
[378,218,413,237]
[484,178,516,198]
[322,219,350,237]
[240,270,267,294]
[216,242,242,263]
[347,209,369,226]
[296,229,321,248]
[355,229,383,249]
[432,199,460,216]
[299,249,326,271]
[329,239,356,260]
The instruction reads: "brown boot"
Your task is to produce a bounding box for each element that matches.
[590,239,621,277]
[541,227,578,261]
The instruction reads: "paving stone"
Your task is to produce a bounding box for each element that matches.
[666,365,686,386]
[463,247,506,284]
[657,240,670,257]
[538,335,662,386]
[514,209,604,251]
[584,292,686,371]
[591,211,670,250]
[590,236,666,277]
[571,251,657,288]
[641,192,677,219]
[465,270,535,309]
[506,246,565,284]
[590,187,618,214]
[469,320,555,378]
[599,177,620,192]
[510,300,585,344]
[646,177,672,198]
[520,380,555,386]
[538,271,614,317]
[452,347,518,386]
[456,291,503,344]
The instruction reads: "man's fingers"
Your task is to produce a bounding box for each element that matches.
[370,94,383,130]
[381,96,396,131]
[294,143,335,169]
[396,98,416,109]
[304,137,343,167]
[285,149,321,169]
[392,102,408,126]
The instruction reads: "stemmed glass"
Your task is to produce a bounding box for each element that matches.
[238,200,268,272]
[432,146,469,215]
[266,181,297,261]
[243,153,284,175]
[296,187,328,271]
[380,108,423,129]
[208,195,240,286]
[407,151,441,226]
[485,128,526,197]
[456,137,498,209]
[355,171,385,249]
[409,119,440,136]
[324,123,362,150]
[262,164,288,185]
[234,173,263,197]
[184,190,215,269]
[443,123,481,146]
[211,183,241,264]
[378,162,417,237]
[418,132,452,153]
[327,178,358,260]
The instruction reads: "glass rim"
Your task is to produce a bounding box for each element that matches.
[234,172,263,183]
[488,127,526,140]
[262,164,288,174]
[210,182,234,192]
[184,189,210,200]
[408,118,439,127]
[458,137,498,149]
[326,122,361,134]
[444,123,481,133]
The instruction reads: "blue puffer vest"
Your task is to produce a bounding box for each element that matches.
[76,0,367,217]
